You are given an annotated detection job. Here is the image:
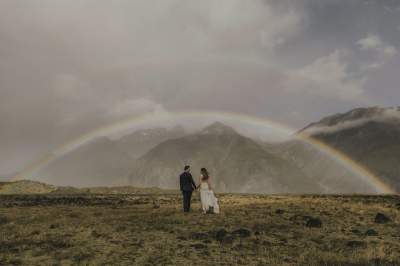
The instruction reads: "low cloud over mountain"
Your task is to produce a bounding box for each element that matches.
[300,107,400,192]
[300,107,400,135]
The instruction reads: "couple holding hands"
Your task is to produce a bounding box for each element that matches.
[179,165,220,214]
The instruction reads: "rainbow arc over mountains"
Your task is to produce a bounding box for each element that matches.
[15,111,396,194]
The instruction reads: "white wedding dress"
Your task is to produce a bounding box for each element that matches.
[200,180,220,214]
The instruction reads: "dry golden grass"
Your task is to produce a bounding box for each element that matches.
[0,194,399,265]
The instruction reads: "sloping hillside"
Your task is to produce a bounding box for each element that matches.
[128,123,322,193]
[299,107,400,192]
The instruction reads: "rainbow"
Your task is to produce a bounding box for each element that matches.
[15,110,396,194]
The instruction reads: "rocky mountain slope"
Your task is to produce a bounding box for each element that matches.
[263,140,379,193]
[299,107,400,192]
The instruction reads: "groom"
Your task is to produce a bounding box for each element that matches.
[180,165,197,213]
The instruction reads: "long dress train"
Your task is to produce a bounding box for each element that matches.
[200,182,220,214]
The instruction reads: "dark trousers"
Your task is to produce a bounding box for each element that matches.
[182,190,193,212]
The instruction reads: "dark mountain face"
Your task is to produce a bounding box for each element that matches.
[299,107,400,192]
[300,107,400,133]
[128,123,327,193]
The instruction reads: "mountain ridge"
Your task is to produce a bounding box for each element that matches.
[21,106,400,193]
[127,122,378,194]
[298,106,400,192]
[299,106,400,135]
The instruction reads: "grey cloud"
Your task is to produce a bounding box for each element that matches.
[0,0,400,174]
[302,107,400,135]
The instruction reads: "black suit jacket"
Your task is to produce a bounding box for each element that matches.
[180,172,197,192]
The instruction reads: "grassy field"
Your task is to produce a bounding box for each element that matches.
[0,193,399,265]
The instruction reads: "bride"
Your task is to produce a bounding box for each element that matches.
[198,168,220,214]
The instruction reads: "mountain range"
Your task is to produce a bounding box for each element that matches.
[128,122,319,193]
[25,106,400,193]
[128,122,381,193]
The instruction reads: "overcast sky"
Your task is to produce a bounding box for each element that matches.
[0,0,399,175]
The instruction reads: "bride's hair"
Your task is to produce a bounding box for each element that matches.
[201,168,209,181]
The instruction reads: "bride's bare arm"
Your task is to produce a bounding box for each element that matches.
[197,176,202,189]
[207,179,212,190]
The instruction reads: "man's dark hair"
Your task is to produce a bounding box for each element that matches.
[184,165,190,171]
